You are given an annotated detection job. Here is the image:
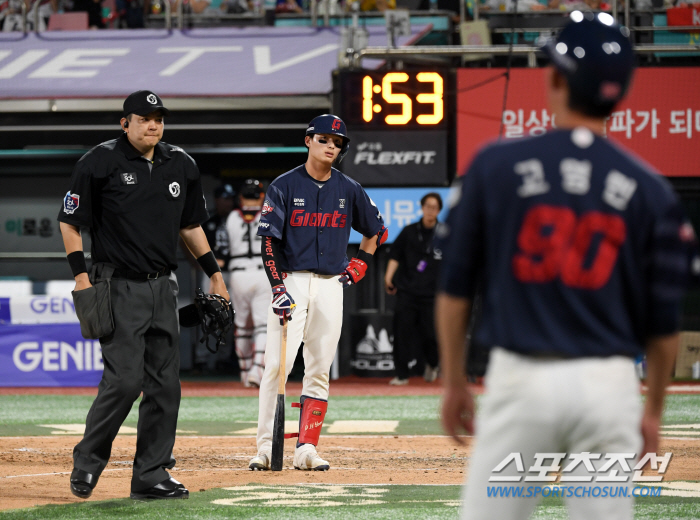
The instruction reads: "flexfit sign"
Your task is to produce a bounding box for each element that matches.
[342,130,448,186]
[456,68,700,177]
[0,26,427,98]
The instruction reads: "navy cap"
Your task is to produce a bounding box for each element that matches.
[123,90,171,117]
[214,184,235,199]
[542,11,634,107]
[240,179,264,199]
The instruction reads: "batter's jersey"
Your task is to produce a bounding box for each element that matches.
[227,209,263,271]
[440,128,696,358]
[257,165,384,275]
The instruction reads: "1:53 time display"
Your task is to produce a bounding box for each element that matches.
[337,70,448,129]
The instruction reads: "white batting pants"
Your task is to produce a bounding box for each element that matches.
[229,269,270,385]
[462,347,642,520]
[256,271,343,453]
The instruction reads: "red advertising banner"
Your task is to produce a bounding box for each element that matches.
[666,7,700,31]
[457,68,700,177]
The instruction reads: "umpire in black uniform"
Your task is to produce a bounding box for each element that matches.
[58,90,230,500]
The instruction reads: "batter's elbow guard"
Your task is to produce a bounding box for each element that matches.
[297,395,328,446]
[376,225,388,247]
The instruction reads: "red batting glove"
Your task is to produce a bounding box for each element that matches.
[339,257,368,288]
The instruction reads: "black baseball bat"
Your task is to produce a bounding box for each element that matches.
[271,318,288,471]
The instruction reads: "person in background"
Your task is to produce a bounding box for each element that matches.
[203,184,235,270]
[226,179,268,388]
[116,0,145,27]
[385,192,443,385]
[193,183,235,373]
[437,14,696,519]
[71,0,105,27]
[347,0,395,11]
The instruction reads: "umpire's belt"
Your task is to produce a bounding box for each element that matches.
[112,267,171,281]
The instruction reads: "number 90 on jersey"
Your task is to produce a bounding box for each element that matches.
[335,70,449,129]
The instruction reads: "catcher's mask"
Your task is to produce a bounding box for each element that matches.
[179,290,234,353]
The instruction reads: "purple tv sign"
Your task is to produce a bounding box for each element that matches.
[0,297,103,387]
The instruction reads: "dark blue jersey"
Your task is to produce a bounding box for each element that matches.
[440,128,695,358]
[257,165,384,275]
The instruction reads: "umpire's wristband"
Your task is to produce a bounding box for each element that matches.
[197,251,221,278]
[67,251,88,277]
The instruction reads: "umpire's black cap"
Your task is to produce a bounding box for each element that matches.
[123,90,171,117]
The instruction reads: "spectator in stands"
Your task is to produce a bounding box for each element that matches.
[1,0,28,31]
[479,0,548,11]
[225,0,253,13]
[276,0,302,13]
[1,0,57,31]
[547,0,598,11]
[418,0,459,13]
[188,0,248,14]
[116,0,145,27]
[348,0,395,12]
[72,0,105,27]
[33,0,58,29]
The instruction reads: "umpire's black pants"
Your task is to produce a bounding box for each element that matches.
[73,268,181,492]
[392,291,439,380]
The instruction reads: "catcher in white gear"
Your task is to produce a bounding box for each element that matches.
[226,179,269,388]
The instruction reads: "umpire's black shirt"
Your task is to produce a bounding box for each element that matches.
[57,134,208,273]
[389,221,442,298]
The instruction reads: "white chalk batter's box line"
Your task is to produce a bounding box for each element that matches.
[4,472,699,499]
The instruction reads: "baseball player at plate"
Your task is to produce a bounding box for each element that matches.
[436,13,697,520]
[248,114,387,471]
[226,179,268,388]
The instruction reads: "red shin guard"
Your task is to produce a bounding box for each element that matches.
[297,396,328,446]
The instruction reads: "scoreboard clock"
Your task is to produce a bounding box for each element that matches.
[334,70,452,186]
[337,70,448,129]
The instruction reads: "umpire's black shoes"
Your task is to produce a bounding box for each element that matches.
[130,477,189,500]
[70,468,98,499]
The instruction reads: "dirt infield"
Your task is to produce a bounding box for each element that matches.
[2,378,699,512]
[3,435,700,511]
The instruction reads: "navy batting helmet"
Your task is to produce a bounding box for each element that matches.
[214,184,235,199]
[542,11,634,116]
[306,114,350,163]
[240,178,263,199]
